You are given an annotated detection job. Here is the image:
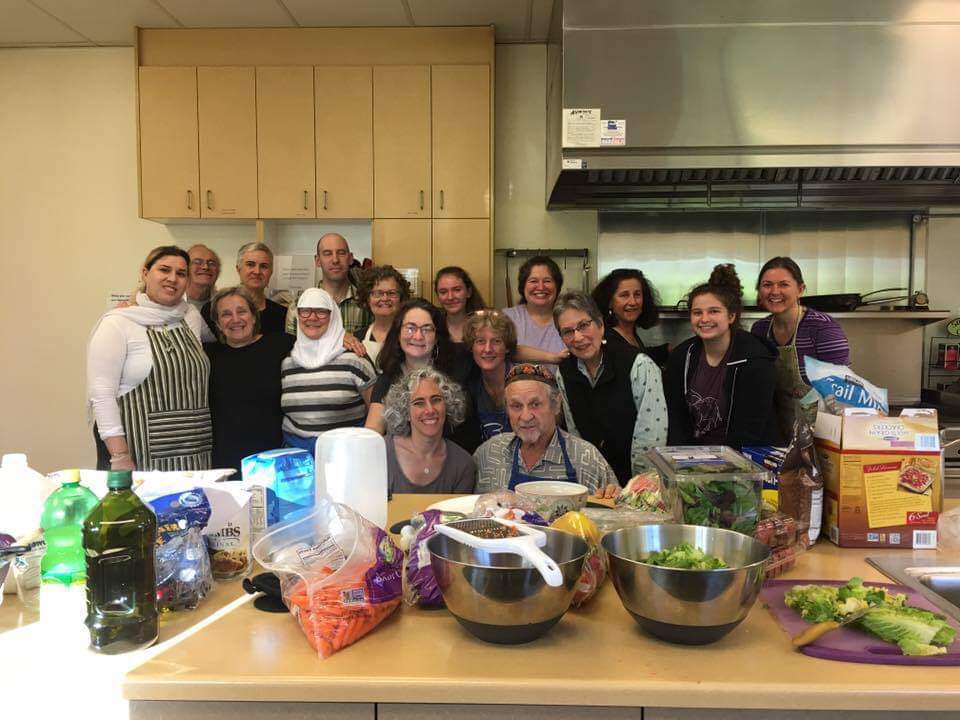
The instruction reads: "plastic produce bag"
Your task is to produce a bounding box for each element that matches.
[471,490,548,525]
[252,498,402,659]
[401,510,463,608]
[551,511,607,607]
[805,357,888,415]
[582,506,673,536]
[616,470,672,515]
[777,417,823,547]
[145,488,214,612]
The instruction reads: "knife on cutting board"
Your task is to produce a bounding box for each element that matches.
[792,606,876,647]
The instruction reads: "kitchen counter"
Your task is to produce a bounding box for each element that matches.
[121,494,960,718]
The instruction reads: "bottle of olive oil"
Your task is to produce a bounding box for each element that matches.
[83,470,158,653]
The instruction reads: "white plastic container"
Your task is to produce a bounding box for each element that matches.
[0,454,57,543]
[314,428,388,530]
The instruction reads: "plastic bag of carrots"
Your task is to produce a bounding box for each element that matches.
[252,498,403,659]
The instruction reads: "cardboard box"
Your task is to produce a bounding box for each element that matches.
[814,408,942,549]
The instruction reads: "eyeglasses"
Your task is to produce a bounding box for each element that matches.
[558,318,596,340]
[401,323,436,337]
[297,308,331,319]
[190,259,219,269]
[370,289,401,299]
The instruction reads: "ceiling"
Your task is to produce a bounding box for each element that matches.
[0,0,555,47]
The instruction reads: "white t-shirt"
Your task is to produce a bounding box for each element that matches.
[87,306,211,439]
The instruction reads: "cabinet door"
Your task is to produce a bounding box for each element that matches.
[432,219,491,303]
[432,65,490,218]
[198,67,258,218]
[373,66,431,219]
[138,67,199,219]
[372,220,432,299]
[257,67,315,218]
[316,66,373,219]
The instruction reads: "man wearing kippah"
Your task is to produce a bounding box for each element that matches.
[473,364,619,496]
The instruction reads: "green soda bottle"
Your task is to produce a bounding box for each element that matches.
[40,469,98,585]
[83,470,158,654]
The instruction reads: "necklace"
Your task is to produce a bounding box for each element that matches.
[397,437,444,478]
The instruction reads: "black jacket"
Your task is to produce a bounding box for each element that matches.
[664,329,782,449]
[558,342,639,484]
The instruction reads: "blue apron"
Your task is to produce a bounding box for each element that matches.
[508,431,578,490]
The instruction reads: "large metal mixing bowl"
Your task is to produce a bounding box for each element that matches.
[602,524,770,645]
[427,522,588,644]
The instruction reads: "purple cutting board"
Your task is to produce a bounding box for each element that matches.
[761,579,960,666]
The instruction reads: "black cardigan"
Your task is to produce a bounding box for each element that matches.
[664,329,783,449]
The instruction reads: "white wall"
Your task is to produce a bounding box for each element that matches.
[0,48,253,471]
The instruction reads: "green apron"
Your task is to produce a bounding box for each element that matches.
[767,308,817,443]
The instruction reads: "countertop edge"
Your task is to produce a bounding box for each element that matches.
[122,676,960,711]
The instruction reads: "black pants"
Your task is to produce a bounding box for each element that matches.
[93,425,112,471]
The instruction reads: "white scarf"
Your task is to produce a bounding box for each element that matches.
[290,287,345,369]
[88,292,189,340]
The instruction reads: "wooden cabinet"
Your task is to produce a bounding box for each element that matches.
[373,66,431,218]
[138,67,199,219]
[432,65,490,219]
[432,220,491,302]
[316,66,373,219]
[197,67,258,218]
[372,220,432,298]
[256,67,315,218]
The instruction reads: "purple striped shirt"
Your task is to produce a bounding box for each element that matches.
[750,309,850,384]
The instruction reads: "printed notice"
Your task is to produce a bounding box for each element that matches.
[562,158,586,170]
[271,255,316,294]
[562,108,601,147]
[107,290,133,309]
[863,461,932,528]
[600,119,626,146]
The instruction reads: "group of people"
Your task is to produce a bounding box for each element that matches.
[87,234,850,499]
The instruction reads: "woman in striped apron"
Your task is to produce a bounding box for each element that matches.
[87,245,215,471]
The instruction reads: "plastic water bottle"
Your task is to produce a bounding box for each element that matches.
[241,448,315,540]
[83,469,158,654]
[40,469,98,585]
[315,428,388,529]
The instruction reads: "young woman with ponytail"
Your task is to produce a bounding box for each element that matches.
[664,264,782,449]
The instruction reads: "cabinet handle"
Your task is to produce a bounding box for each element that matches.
[323,190,328,211]
[304,190,309,211]
[186,190,193,210]
[440,189,444,211]
[419,190,424,211]
[206,190,213,210]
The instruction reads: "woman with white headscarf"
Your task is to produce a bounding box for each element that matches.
[281,287,377,451]
[87,245,216,471]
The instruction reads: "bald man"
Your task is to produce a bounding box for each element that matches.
[285,232,372,336]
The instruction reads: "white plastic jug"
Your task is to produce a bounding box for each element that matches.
[0,454,57,542]
[314,428,388,530]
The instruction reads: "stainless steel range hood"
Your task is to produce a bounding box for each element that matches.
[546,1,960,210]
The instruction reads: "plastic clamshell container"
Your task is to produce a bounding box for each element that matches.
[646,446,770,535]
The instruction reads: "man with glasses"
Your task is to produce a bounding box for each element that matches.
[185,244,221,308]
[285,232,372,336]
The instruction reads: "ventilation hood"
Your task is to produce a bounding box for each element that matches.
[546,1,960,210]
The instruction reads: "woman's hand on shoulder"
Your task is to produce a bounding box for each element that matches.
[343,332,366,356]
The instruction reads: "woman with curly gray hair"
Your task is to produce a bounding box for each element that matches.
[382,367,477,494]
